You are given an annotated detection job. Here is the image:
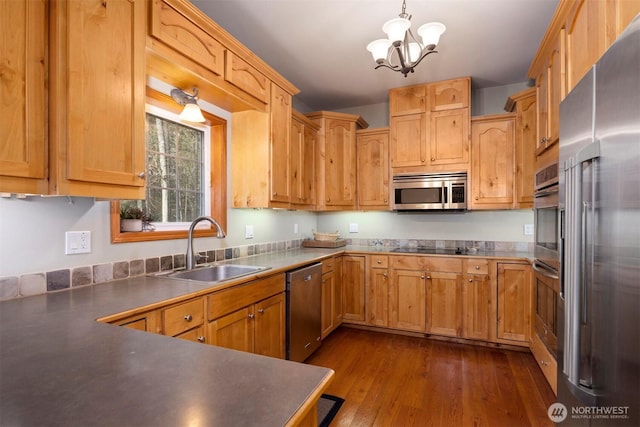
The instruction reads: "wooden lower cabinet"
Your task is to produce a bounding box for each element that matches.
[174,325,207,344]
[208,293,285,359]
[321,256,343,338]
[462,273,491,341]
[112,310,160,334]
[497,262,532,344]
[366,255,389,328]
[426,271,462,336]
[390,269,426,332]
[342,255,366,323]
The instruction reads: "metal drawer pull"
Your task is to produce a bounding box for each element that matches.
[184,314,192,322]
[197,336,205,343]
[248,313,255,319]
[258,308,265,314]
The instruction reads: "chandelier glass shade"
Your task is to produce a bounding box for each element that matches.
[367,0,445,77]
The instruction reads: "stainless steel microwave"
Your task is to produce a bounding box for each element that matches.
[392,172,467,211]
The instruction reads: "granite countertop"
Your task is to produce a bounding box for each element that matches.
[0,245,531,425]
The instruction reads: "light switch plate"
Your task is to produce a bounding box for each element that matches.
[245,225,254,239]
[65,231,91,255]
[349,223,358,233]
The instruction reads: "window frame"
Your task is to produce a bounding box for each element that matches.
[110,88,227,243]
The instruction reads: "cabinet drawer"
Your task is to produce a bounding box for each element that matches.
[174,325,207,344]
[466,259,489,275]
[150,0,225,76]
[162,298,204,337]
[370,255,389,268]
[225,51,269,103]
[530,332,557,395]
[390,256,462,273]
[208,273,285,320]
[322,257,335,274]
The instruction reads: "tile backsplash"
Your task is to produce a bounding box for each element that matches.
[0,238,532,301]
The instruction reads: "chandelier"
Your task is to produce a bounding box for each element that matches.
[366,0,446,77]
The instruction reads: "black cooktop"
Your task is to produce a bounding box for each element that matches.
[390,247,470,255]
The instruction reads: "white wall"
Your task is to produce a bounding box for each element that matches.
[317,210,533,242]
[471,82,531,116]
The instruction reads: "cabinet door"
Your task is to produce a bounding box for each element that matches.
[497,263,532,343]
[114,311,160,334]
[426,272,462,337]
[174,325,207,344]
[269,84,292,205]
[342,255,366,323]
[321,270,336,338]
[429,109,470,167]
[390,113,427,169]
[254,293,285,359]
[333,256,344,327]
[470,116,515,209]
[324,118,357,208]
[50,0,146,198]
[429,78,470,111]
[357,130,390,209]
[462,274,491,340]
[514,92,537,208]
[612,0,640,38]
[389,85,426,116]
[290,116,316,208]
[389,269,426,332]
[536,30,564,152]
[208,307,254,353]
[566,0,608,92]
[0,0,47,194]
[367,267,389,327]
[225,51,269,103]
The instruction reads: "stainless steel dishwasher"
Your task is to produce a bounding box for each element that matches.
[285,263,322,362]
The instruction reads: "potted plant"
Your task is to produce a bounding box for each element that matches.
[120,205,147,232]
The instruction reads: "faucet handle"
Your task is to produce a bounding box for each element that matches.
[195,252,209,263]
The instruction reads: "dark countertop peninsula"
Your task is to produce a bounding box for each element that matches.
[0,245,532,425]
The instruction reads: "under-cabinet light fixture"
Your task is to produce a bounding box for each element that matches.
[170,87,206,123]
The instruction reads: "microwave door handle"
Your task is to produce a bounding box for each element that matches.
[442,181,447,209]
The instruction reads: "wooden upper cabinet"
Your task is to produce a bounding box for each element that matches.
[231,83,292,208]
[149,0,225,76]
[536,30,565,153]
[356,128,390,210]
[49,0,146,198]
[470,114,516,210]
[390,113,427,169]
[565,0,609,92]
[389,77,470,174]
[0,0,47,194]
[269,84,292,204]
[506,88,537,208]
[429,109,470,167]
[611,0,640,38]
[389,85,426,116]
[429,77,470,111]
[306,111,368,211]
[290,110,318,209]
[225,51,269,104]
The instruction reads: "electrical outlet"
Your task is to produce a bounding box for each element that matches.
[245,225,254,239]
[294,223,299,234]
[65,231,91,255]
[524,224,534,236]
[349,223,358,233]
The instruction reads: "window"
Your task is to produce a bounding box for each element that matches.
[110,88,227,243]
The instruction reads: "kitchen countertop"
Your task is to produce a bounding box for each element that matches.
[0,245,531,425]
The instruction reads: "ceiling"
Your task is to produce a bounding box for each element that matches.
[190,0,559,111]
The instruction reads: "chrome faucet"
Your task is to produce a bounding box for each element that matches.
[185,216,226,270]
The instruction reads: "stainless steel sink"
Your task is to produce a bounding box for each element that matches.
[156,264,271,283]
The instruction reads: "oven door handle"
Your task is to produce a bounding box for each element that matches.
[532,261,559,280]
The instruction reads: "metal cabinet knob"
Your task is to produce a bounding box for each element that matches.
[258,308,265,314]
[431,157,435,161]
[184,314,192,322]
[137,172,145,179]
[377,260,382,264]
[197,336,205,343]
[475,265,480,270]
[248,313,255,319]
[468,279,473,283]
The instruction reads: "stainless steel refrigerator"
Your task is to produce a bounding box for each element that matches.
[557,13,640,426]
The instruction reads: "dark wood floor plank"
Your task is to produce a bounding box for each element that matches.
[306,327,555,427]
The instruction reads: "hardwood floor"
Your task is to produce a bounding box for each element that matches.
[306,327,556,427]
